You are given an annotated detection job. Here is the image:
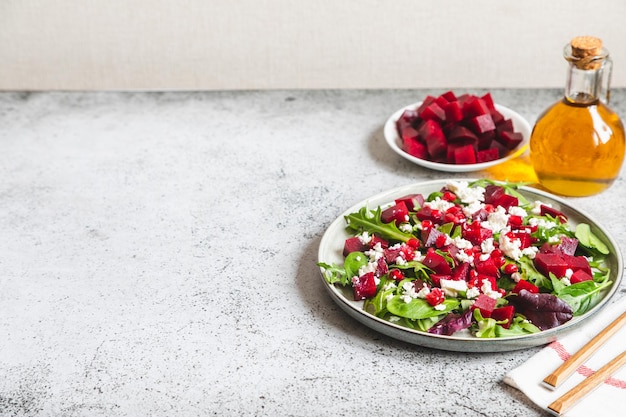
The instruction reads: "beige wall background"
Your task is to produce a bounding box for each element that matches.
[1,0,626,91]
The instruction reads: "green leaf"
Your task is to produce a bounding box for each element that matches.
[575,223,609,255]
[344,251,368,279]
[345,206,413,243]
[387,297,460,320]
[518,256,552,291]
[318,262,349,286]
[553,279,613,316]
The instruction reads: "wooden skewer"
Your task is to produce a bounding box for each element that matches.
[543,311,626,389]
[547,350,626,416]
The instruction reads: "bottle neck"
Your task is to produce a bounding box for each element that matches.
[565,65,603,104]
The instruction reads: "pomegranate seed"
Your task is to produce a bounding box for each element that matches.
[442,191,457,202]
[425,287,445,306]
[503,263,519,274]
[490,249,503,259]
[389,269,404,281]
[407,238,420,249]
[444,213,458,224]
[493,256,506,268]
[421,220,433,230]
[435,234,448,248]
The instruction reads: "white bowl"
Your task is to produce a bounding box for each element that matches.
[383,102,531,173]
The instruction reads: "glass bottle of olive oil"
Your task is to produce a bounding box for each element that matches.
[530,36,625,196]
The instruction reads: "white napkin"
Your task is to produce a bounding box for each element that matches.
[503,295,626,416]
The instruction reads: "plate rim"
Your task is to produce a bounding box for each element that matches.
[383,102,532,172]
[317,179,624,352]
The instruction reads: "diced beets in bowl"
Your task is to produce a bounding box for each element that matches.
[343,236,368,256]
[477,148,500,163]
[403,137,429,159]
[491,305,515,328]
[353,272,377,300]
[497,131,524,149]
[395,193,425,211]
[454,144,477,164]
[468,114,496,135]
[395,91,526,166]
[381,201,409,224]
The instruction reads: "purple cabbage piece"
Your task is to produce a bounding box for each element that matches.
[509,290,573,330]
[428,309,473,336]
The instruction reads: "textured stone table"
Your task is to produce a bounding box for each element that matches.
[1,89,625,416]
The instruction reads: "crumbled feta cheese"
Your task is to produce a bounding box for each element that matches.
[440,279,468,298]
[508,206,528,217]
[456,250,474,264]
[481,237,496,255]
[364,242,384,261]
[528,217,558,230]
[388,315,401,323]
[479,253,490,262]
[434,303,447,311]
[399,223,413,233]
[499,232,522,261]
[463,200,485,217]
[446,180,485,204]
[466,287,480,299]
[382,281,397,291]
[452,236,473,250]
[565,268,574,278]
[521,246,538,259]
[416,286,431,299]
[561,277,571,286]
[511,272,523,283]
[395,256,408,266]
[530,200,544,215]
[424,197,455,212]
[412,251,425,263]
[357,231,372,244]
[482,206,509,233]
[358,262,377,277]
[481,279,502,299]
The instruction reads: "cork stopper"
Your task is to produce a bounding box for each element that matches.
[569,36,604,69]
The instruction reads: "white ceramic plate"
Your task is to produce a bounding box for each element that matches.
[318,180,623,352]
[384,102,532,172]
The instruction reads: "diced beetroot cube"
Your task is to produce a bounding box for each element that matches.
[491,305,515,328]
[508,231,532,249]
[475,256,500,278]
[420,102,446,123]
[492,193,519,210]
[512,279,539,294]
[534,253,569,278]
[480,93,496,112]
[451,262,470,281]
[495,118,514,136]
[416,96,436,114]
[454,144,477,164]
[400,125,420,142]
[369,235,389,250]
[423,251,452,275]
[440,90,457,102]
[540,205,568,223]
[418,119,447,158]
[376,257,389,277]
[491,110,506,125]
[343,236,368,256]
[448,125,478,143]
[444,101,464,123]
[483,185,505,204]
[472,294,497,318]
[353,272,377,300]
[497,130,524,150]
[468,114,496,135]
[396,109,419,133]
[381,201,409,224]
[403,137,429,159]
[464,96,491,117]
[476,148,500,163]
[561,254,592,275]
[430,274,451,287]
[570,269,594,284]
[477,130,495,150]
[434,95,449,108]
[422,227,445,247]
[557,237,578,256]
[395,193,425,212]
[416,206,444,224]
[462,221,493,245]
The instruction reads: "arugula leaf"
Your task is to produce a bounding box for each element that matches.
[518,256,552,291]
[552,279,613,316]
[575,223,609,255]
[495,316,540,336]
[387,297,460,320]
[318,262,349,286]
[345,206,413,243]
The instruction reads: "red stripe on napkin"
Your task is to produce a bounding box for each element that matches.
[548,341,626,389]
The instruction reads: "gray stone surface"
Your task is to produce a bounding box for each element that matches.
[1,89,625,416]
